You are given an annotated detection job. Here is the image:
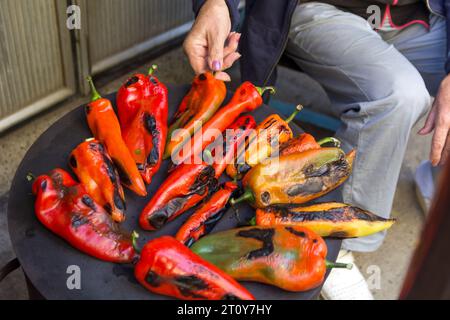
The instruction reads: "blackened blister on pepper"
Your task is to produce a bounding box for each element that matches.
[236,228,275,260]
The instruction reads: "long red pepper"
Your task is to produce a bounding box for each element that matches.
[85,77,146,196]
[209,115,256,178]
[31,169,135,263]
[172,82,274,166]
[175,182,237,247]
[69,139,126,223]
[139,158,217,230]
[118,65,169,184]
[164,72,226,160]
[134,235,255,300]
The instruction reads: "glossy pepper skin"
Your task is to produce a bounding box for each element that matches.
[176,182,238,247]
[69,139,126,223]
[279,134,340,156]
[164,72,226,160]
[134,236,255,300]
[118,66,169,184]
[232,148,356,208]
[85,77,146,196]
[191,226,351,292]
[210,115,256,178]
[255,202,396,238]
[173,82,274,166]
[226,105,301,179]
[139,161,218,230]
[31,169,135,263]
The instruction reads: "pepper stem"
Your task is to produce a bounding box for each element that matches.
[148,64,158,76]
[249,216,256,226]
[317,137,341,148]
[230,189,255,205]
[131,231,141,254]
[86,76,102,102]
[26,172,35,182]
[325,260,353,269]
[285,104,303,124]
[255,86,276,96]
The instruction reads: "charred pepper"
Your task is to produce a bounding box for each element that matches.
[31,168,135,263]
[208,115,256,178]
[254,202,396,238]
[279,134,340,156]
[164,72,226,160]
[226,105,302,179]
[118,66,169,184]
[176,182,238,247]
[134,235,254,300]
[191,226,351,292]
[85,77,146,196]
[139,155,217,230]
[231,148,356,208]
[69,139,126,223]
[173,82,274,166]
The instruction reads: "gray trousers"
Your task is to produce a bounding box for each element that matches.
[286,3,446,252]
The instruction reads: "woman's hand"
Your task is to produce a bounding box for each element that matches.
[183,0,241,81]
[419,75,450,166]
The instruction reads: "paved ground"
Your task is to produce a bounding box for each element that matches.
[0,47,430,299]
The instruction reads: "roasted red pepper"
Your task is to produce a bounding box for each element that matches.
[85,77,146,196]
[254,202,395,238]
[226,105,301,179]
[31,168,135,263]
[139,159,217,230]
[69,139,126,223]
[209,115,256,178]
[173,82,274,166]
[192,226,351,292]
[117,66,168,184]
[231,148,356,208]
[176,182,238,247]
[134,236,254,300]
[280,134,340,156]
[164,72,226,160]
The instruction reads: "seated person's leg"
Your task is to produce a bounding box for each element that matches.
[286,3,431,252]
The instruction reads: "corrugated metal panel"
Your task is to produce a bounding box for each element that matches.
[0,0,75,132]
[85,0,193,74]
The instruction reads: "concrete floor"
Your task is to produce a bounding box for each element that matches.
[0,47,430,299]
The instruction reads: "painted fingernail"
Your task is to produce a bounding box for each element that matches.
[212,60,221,71]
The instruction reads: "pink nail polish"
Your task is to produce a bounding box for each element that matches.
[212,60,221,71]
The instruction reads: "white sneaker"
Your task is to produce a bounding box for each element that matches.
[321,250,374,300]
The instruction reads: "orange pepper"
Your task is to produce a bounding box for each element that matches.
[164,72,226,160]
[85,77,146,196]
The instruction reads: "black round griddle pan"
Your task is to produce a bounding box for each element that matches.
[7,84,341,300]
